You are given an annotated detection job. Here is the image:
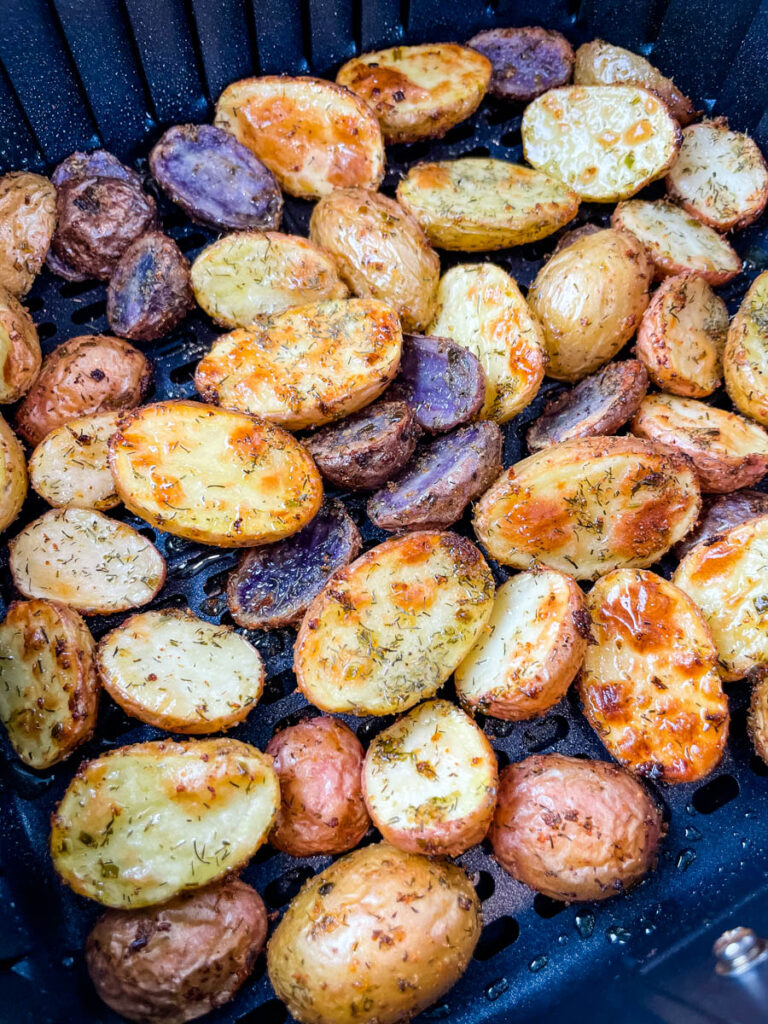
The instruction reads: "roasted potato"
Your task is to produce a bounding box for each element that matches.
[51,738,280,907]
[29,410,121,511]
[109,400,323,547]
[0,172,56,296]
[190,231,348,328]
[0,413,27,533]
[194,299,402,430]
[427,262,546,421]
[266,716,369,857]
[51,149,143,189]
[467,26,574,102]
[0,599,98,769]
[455,564,588,719]
[15,333,152,447]
[0,285,41,403]
[397,158,579,251]
[337,43,490,144]
[10,508,166,615]
[527,228,653,381]
[551,221,602,255]
[473,435,701,580]
[295,530,494,715]
[490,754,664,900]
[675,489,768,560]
[215,76,385,199]
[267,842,481,1024]
[107,231,193,342]
[308,188,439,332]
[724,270,768,426]
[612,199,742,285]
[86,879,267,1024]
[632,393,768,493]
[748,672,768,766]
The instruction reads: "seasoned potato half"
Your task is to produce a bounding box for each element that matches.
[10,509,166,614]
[580,569,728,783]
[724,270,768,426]
[748,672,768,766]
[29,410,121,511]
[632,393,768,493]
[522,86,681,202]
[0,413,27,534]
[215,76,384,199]
[109,401,323,547]
[363,699,497,856]
[455,565,588,720]
[612,200,742,285]
[673,514,768,680]
[467,26,574,103]
[0,599,98,769]
[427,263,546,421]
[295,531,494,716]
[51,738,280,907]
[636,273,728,397]
[0,172,56,296]
[337,43,490,144]
[396,158,579,251]
[667,120,768,231]
[190,231,348,328]
[0,285,41,403]
[474,436,700,580]
[195,299,402,430]
[96,609,265,734]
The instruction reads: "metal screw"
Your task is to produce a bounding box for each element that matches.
[713,927,768,976]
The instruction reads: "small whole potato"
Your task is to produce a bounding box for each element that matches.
[0,172,56,296]
[86,878,268,1024]
[107,231,193,341]
[0,284,41,403]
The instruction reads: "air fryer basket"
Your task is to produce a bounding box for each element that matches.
[2,2,768,1023]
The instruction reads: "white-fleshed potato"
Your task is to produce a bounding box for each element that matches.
[522,85,681,202]
[748,672,768,766]
[9,508,166,615]
[527,227,653,381]
[362,699,497,856]
[724,270,768,426]
[631,393,768,493]
[108,401,323,547]
[0,413,27,534]
[0,599,99,769]
[580,569,728,783]
[635,273,728,397]
[455,564,589,720]
[51,738,280,907]
[295,531,495,716]
[96,609,265,734]
[612,200,742,285]
[395,158,579,251]
[29,410,121,510]
[673,514,768,680]
[0,172,56,296]
[215,76,384,199]
[473,436,701,580]
[309,188,439,332]
[666,119,768,231]
[336,43,491,144]
[190,231,348,329]
[195,299,402,430]
[0,285,41,403]
[427,262,546,421]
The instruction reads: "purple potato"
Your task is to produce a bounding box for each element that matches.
[45,245,89,282]
[226,499,362,629]
[51,150,142,189]
[387,334,486,433]
[467,26,574,102]
[368,420,503,531]
[149,124,283,231]
[674,490,768,560]
[107,231,193,341]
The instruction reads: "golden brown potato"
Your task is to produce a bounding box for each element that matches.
[490,754,664,901]
[748,671,768,766]
[0,172,56,296]
[0,413,27,534]
[267,842,481,1024]
[29,410,121,510]
[724,270,768,426]
[86,879,267,1024]
[0,285,40,403]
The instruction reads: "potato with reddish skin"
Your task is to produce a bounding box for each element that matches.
[0,285,41,403]
[51,150,142,189]
[674,490,768,560]
[467,26,574,102]
[0,172,56,296]
[107,232,193,341]
[748,672,768,766]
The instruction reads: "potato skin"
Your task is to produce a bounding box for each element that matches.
[490,754,664,901]
[724,270,768,426]
[468,26,574,102]
[52,149,142,189]
[674,489,768,560]
[0,413,27,533]
[266,716,369,857]
[0,172,56,296]
[0,285,41,403]
[107,231,193,341]
[748,671,768,766]
[86,879,267,1024]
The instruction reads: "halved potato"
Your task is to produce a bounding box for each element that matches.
[191,231,348,329]
[294,531,494,716]
[108,401,323,547]
[51,738,280,907]
[215,76,384,199]
[0,599,98,769]
[522,85,681,202]
[675,489,768,560]
[427,262,545,421]
[195,299,402,430]
[580,569,728,783]
[0,285,40,403]
[612,200,742,284]
[362,699,497,856]
[473,435,700,580]
[396,158,579,251]
[666,120,768,231]
[455,564,588,720]
[29,410,121,510]
[0,413,27,534]
[10,509,165,614]
[96,609,265,734]
[724,270,768,426]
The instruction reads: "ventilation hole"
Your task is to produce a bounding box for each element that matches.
[204,569,229,596]
[25,296,44,313]
[137,528,156,543]
[534,893,567,919]
[170,358,199,384]
[176,231,208,253]
[273,705,320,734]
[484,102,519,127]
[474,916,520,961]
[523,714,569,753]
[163,209,189,230]
[59,279,99,299]
[692,774,740,814]
[501,127,521,147]
[157,594,189,611]
[750,755,768,777]
[495,748,511,771]
[422,1004,451,1020]
[481,836,494,856]
[473,870,495,902]
[70,300,107,324]
[200,594,227,618]
[355,716,395,746]
[260,673,290,704]
[264,866,315,908]
[465,144,490,158]
[237,999,288,1024]
[0,954,28,973]
[439,121,476,146]
[37,322,57,341]
[218,611,235,627]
